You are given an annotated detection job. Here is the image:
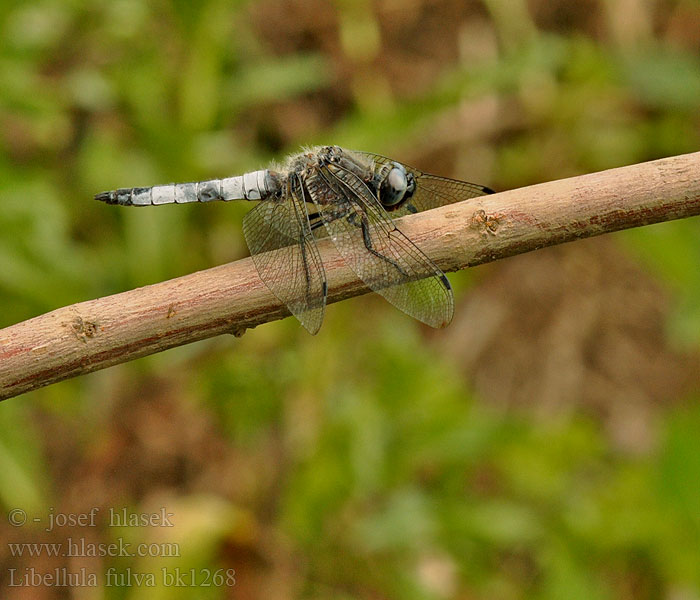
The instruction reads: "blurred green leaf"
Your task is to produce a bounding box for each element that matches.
[657,403,700,528]
[620,46,700,111]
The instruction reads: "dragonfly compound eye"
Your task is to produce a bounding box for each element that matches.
[380,164,410,207]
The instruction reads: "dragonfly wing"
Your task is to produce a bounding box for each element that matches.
[309,163,454,328]
[242,177,327,334]
[348,150,494,217]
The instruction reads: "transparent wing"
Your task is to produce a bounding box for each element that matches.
[309,163,454,328]
[242,177,327,334]
[348,149,495,217]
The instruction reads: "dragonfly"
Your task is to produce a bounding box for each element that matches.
[95,145,494,334]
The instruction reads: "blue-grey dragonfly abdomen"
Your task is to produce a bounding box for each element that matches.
[94,170,281,206]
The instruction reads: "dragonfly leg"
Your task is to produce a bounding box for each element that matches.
[298,232,316,298]
[359,215,408,277]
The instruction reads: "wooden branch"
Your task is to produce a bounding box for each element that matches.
[2,152,700,401]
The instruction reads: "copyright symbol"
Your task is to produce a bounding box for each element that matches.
[8,509,26,526]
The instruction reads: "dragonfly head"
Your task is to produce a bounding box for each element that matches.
[379,162,416,209]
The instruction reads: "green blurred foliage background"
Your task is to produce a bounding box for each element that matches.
[2,0,700,598]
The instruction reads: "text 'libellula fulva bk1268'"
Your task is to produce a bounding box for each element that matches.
[95,146,494,334]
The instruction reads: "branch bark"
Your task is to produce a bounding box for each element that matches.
[2,152,700,401]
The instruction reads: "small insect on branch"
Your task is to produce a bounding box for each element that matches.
[1,151,700,401]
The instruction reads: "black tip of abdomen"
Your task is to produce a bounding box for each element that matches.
[95,188,134,205]
[95,191,116,204]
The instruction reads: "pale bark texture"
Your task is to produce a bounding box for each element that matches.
[1,152,700,401]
